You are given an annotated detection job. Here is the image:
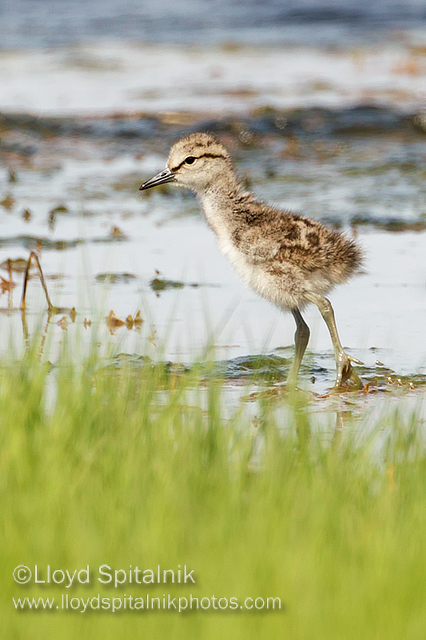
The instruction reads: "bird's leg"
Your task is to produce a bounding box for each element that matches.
[287,308,310,388]
[304,292,362,389]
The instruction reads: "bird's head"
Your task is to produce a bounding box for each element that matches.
[139,133,232,194]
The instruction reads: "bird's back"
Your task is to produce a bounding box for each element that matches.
[227,193,362,285]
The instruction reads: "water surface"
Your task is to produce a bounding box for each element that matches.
[0,114,425,401]
[0,7,425,412]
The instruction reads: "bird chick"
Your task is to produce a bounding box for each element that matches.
[140,132,363,389]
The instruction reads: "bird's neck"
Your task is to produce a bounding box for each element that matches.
[199,175,248,234]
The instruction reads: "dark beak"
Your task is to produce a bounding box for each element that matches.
[139,167,175,191]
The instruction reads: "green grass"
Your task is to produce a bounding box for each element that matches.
[2,337,426,639]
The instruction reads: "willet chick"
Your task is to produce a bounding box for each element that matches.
[140,133,363,389]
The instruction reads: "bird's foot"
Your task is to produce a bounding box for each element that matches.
[335,352,363,391]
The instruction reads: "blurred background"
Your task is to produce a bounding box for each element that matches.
[2,0,426,48]
[1,0,426,113]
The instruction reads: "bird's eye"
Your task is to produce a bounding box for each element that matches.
[185,156,196,165]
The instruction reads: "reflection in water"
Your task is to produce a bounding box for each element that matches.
[245,386,358,473]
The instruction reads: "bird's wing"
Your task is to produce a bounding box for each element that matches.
[234,228,280,264]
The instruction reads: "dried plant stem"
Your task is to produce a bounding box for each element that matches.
[7,258,13,309]
[20,251,53,312]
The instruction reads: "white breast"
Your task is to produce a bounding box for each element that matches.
[201,195,268,295]
[216,234,257,285]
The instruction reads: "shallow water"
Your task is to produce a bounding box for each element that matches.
[0,116,425,400]
[1,21,426,413]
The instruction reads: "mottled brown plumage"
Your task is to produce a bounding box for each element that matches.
[140,132,363,389]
